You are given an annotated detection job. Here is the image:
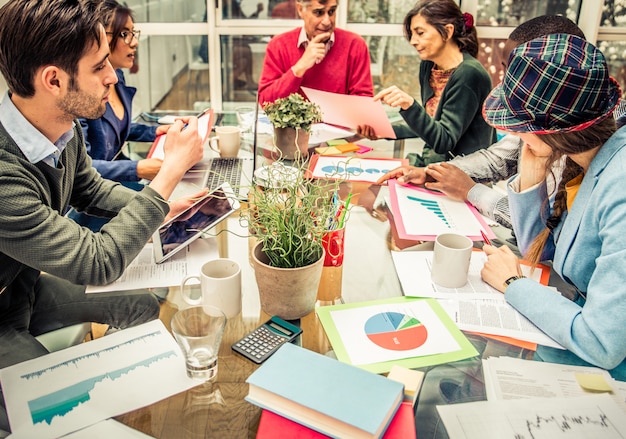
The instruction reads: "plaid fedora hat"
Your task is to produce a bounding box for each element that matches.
[483,33,621,134]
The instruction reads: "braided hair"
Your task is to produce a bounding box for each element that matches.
[524,117,617,265]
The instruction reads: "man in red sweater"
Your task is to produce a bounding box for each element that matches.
[258,0,373,105]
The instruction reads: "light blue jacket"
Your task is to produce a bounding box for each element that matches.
[507,126,626,380]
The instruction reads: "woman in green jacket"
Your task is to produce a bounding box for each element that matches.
[359,0,496,166]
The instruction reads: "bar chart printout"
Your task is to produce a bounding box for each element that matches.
[0,320,197,439]
[437,394,626,439]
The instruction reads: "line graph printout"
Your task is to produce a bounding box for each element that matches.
[437,394,626,439]
[0,320,196,439]
[388,181,495,241]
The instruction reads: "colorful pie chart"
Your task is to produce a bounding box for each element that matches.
[364,312,428,351]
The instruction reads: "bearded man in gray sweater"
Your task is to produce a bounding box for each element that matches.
[0,0,205,432]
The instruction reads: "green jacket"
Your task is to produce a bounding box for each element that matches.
[395,52,497,163]
[0,122,169,296]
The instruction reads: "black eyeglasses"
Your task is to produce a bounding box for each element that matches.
[106,29,141,45]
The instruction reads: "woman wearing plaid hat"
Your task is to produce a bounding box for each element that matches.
[481,33,626,380]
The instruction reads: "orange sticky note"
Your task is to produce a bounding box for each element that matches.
[336,143,360,153]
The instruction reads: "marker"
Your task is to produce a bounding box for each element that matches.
[338,193,352,229]
[480,230,491,246]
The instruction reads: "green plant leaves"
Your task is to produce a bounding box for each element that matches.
[262,93,323,134]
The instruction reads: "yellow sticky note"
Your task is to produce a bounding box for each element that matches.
[315,146,342,155]
[574,372,614,392]
[387,365,425,406]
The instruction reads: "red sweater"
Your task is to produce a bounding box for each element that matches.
[258,28,373,105]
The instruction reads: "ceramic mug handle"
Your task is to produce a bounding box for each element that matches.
[208,136,220,154]
[180,275,202,305]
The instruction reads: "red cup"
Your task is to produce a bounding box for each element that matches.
[322,227,345,267]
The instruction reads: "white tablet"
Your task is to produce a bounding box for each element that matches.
[152,182,240,263]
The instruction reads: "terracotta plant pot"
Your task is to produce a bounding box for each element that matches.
[273,127,310,160]
[251,241,324,320]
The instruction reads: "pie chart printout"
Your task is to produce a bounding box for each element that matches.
[364,312,428,351]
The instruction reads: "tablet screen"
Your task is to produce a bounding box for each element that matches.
[154,184,237,262]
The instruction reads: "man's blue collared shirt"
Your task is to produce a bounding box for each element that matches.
[0,92,74,167]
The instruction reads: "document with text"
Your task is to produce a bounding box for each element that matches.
[85,238,218,293]
[437,394,626,439]
[482,356,626,413]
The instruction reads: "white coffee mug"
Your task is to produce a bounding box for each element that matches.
[431,233,473,288]
[180,258,242,318]
[209,126,241,158]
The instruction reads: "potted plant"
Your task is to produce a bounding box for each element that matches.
[241,161,341,320]
[262,93,323,159]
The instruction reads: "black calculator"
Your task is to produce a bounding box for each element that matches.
[231,316,303,364]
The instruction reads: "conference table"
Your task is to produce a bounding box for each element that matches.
[116,111,530,438]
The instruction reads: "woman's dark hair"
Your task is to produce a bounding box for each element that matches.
[403,0,479,58]
[0,0,103,98]
[525,116,617,265]
[101,0,135,53]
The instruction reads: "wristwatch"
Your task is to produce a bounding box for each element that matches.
[503,275,526,289]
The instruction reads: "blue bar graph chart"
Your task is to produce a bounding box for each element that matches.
[0,320,196,439]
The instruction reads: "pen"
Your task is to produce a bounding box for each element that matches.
[480,230,491,246]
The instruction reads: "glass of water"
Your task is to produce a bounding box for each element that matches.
[171,305,226,381]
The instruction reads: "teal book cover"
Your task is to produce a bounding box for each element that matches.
[245,343,404,439]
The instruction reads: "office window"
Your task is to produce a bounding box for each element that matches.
[125,0,207,23]
[220,35,271,106]
[347,0,416,24]
[475,0,581,27]
[477,38,508,87]
[597,40,626,96]
[369,36,421,97]
[125,35,211,114]
[601,0,626,26]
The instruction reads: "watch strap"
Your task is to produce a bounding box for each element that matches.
[503,275,526,288]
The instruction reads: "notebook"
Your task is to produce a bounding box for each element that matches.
[148,108,214,160]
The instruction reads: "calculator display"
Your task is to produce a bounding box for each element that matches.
[268,321,292,336]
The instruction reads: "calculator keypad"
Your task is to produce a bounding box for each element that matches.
[232,326,287,363]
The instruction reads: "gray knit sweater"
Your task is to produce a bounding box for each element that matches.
[0,122,169,294]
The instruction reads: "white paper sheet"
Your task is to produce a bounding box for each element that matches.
[388,182,493,241]
[437,394,626,439]
[437,298,563,349]
[391,250,546,300]
[0,320,197,439]
[308,123,355,145]
[309,156,406,183]
[482,357,626,412]
[328,300,461,365]
[85,238,218,293]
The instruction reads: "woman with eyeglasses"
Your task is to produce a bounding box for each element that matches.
[69,0,171,230]
[80,0,170,185]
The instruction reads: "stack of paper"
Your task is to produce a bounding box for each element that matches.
[390,250,562,349]
[436,357,626,438]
